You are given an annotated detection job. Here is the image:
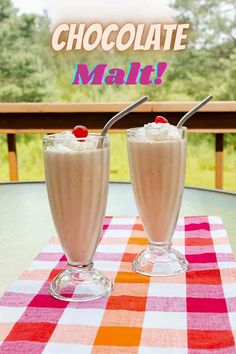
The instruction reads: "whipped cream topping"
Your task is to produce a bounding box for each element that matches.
[45,131,98,152]
[135,122,181,141]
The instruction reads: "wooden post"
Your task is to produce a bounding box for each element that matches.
[7,133,18,181]
[215,133,224,189]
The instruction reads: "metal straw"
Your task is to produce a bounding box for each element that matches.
[101,96,148,136]
[177,95,213,129]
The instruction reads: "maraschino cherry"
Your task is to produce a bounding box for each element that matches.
[72,125,88,138]
[155,116,168,124]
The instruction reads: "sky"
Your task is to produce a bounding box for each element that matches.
[12,0,176,26]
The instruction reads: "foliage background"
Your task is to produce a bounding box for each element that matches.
[0,0,235,190]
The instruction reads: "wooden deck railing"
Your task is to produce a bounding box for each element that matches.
[0,101,236,189]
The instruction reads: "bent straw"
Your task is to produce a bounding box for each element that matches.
[177,95,213,129]
[101,96,148,136]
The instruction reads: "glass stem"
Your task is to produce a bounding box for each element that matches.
[148,241,172,255]
[67,262,94,273]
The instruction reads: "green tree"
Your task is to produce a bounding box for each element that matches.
[0,0,52,102]
[172,0,236,51]
[168,0,236,100]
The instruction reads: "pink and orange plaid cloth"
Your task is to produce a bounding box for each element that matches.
[0,216,236,354]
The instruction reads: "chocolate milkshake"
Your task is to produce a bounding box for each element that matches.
[127,121,189,276]
[43,131,112,301]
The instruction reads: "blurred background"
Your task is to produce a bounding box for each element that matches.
[0,0,236,190]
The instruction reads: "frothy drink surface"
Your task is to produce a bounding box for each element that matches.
[44,135,109,264]
[127,124,186,243]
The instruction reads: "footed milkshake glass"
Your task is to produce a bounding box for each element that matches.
[43,133,112,301]
[127,127,189,276]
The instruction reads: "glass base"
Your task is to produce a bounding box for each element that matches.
[50,263,113,302]
[132,242,189,277]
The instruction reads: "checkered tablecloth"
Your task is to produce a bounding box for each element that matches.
[0,216,236,354]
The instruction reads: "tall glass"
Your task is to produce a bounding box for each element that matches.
[127,127,189,276]
[43,133,112,301]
